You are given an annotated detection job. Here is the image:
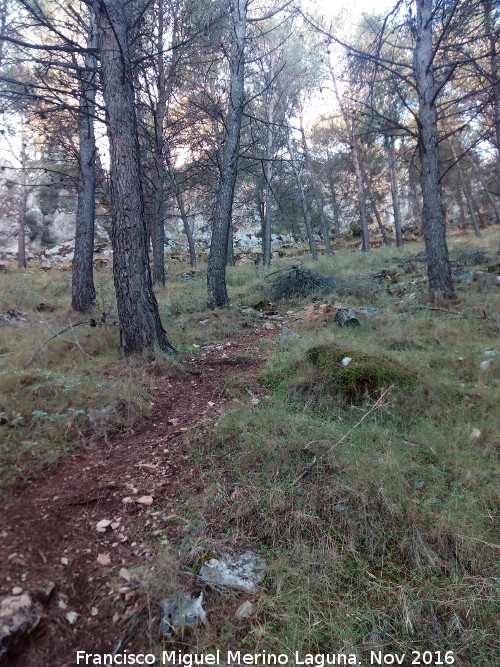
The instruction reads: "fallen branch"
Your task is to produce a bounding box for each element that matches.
[413,305,492,320]
[9,320,93,374]
[290,387,392,486]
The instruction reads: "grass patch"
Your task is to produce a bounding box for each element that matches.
[138,229,499,664]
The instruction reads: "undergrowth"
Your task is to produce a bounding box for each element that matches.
[1,229,498,664]
[142,229,498,665]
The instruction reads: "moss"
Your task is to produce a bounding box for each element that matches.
[306,344,416,403]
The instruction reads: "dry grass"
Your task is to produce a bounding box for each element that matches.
[137,228,499,664]
[1,229,499,663]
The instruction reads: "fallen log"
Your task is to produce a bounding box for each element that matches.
[335,308,360,327]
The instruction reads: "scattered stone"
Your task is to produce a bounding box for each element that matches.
[358,306,379,316]
[32,580,55,603]
[470,428,482,439]
[249,397,260,406]
[160,592,207,638]
[97,553,111,566]
[111,522,121,530]
[65,611,78,625]
[91,607,98,616]
[11,588,22,596]
[480,359,492,370]
[96,519,112,533]
[198,551,266,593]
[60,557,69,566]
[0,594,40,657]
[414,480,425,489]
[279,327,300,344]
[122,496,134,504]
[0,310,26,325]
[119,568,131,582]
[484,349,500,357]
[341,357,352,367]
[57,594,68,610]
[137,495,154,506]
[235,600,254,620]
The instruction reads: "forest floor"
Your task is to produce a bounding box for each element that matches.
[1,230,499,666]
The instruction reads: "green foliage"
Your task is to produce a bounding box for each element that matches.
[41,228,56,245]
[306,344,415,402]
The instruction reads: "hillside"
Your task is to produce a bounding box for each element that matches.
[1,230,498,665]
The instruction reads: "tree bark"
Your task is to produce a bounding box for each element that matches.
[469,155,500,224]
[415,0,454,299]
[165,148,197,267]
[352,140,370,252]
[18,136,27,270]
[207,0,247,308]
[451,143,481,237]
[368,190,389,246]
[94,0,175,356]
[482,0,500,166]
[386,136,403,247]
[262,93,275,267]
[150,0,169,286]
[300,122,333,256]
[328,178,341,240]
[287,132,317,260]
[72,11,97,313]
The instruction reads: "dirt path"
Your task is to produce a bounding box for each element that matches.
[0,325,276,666]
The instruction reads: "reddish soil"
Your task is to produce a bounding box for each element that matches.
[0,325,277,666]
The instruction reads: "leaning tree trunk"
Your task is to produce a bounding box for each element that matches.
[301,123,333,256]
[451,144,481,237]
[351,139,370,252]
[165,148,196,267]
[94,0,176,356]
[415,0,454,299]
[287,133,317,260]
[207,0,247,308]
[368,192,389,246]
[72,11,97,313]
[386,136,403,247]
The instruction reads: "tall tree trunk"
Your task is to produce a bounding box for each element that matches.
[287,133,317,260]
[300,122,333,256]
[207,0,247,308]
[352,140,370,252]
[18,136,27,270]
[386,136,403,247]
[328,178,341,240]
[150,0,169,286]
[94,0,175,356]
[367,189,389,246]
[300,122,332,256]
[165,148,197,267]
[468,155,500,224]
[227,223,235,266]
[482,0,500,166]
[329,65,368,251]
[415,0,454,299]
[262,94,275,268]
[451,143,481,237]
[72,11,97,313]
